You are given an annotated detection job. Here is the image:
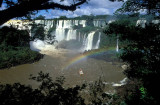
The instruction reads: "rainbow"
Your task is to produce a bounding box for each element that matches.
[63,49,113,70]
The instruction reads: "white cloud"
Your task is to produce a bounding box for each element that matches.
[42,0,123,18]
[50,0,73,5]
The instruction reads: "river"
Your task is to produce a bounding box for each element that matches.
[0,47,125,89]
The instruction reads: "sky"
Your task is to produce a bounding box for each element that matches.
[0,0,124,19]
[36,0,124,18]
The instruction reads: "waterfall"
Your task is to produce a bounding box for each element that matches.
[95,32,101,49]
[55,29,66,41]
[66,29,77,41]
[93,20,106,27]
[75,20,79,26]
[5,19,103,52]
[83,31,96,51]
[44,20,54,30]
[55,20,87,42]
[63,20,73,28]
[116,36,119,52]
[82,34,86,46]
[79,20,86,27]
[55,20,66,41]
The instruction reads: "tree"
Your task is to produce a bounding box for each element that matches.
[110,0,160,15]
[104,0,160,104]
[0,71,86,105]
[0,0,87,25]
[105,17,160,105]
[34,15,45,20]
[0,26,30,47]
[59,16,68,20]
[32,25,45,40]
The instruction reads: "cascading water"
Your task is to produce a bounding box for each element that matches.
[55,20,86,42]
[95,32,101,49]
[93,20,99,27]
[93,20,106,27]
[66,29,77,41]
[116,36,119,52]
[4,19,105,52]
[55,29,66,41]
[83,31,96,51]
[82,34,86,46]
[79,20,86,27]
[55,20,66,41]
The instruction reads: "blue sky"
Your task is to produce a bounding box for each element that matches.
[0,0,124,18]
[40,0,123,18]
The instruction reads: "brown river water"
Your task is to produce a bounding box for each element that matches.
[0,48,125,89]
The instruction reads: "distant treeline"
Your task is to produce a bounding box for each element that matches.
[33,15,109,20]
[32,13,158,21]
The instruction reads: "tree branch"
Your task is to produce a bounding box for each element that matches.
[0,0,3,7]
[0,0,86,25]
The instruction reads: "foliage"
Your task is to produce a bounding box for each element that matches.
[99,32,117,48]
[59,16,68,20]
[70,15,109,20]
[0,71,117,105]
[111,79,156,105]
[87,77,106,104]
[77,26,98,34]
[114,14,139,25]
[0,26,43,69]
[34,15,45,20]
[111,0,160,15]
[30,21,46,40]
[33,26,45,40]
[105,0,160,104]
[85,15,94,26]
[102,20,132,48]
[56,15,109,22]
[105,18,160,104]
[0,26,30,47]
[72,25,83,29]
[0,71,86,105]
[45,27,57,45]
[0,46,43,69]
